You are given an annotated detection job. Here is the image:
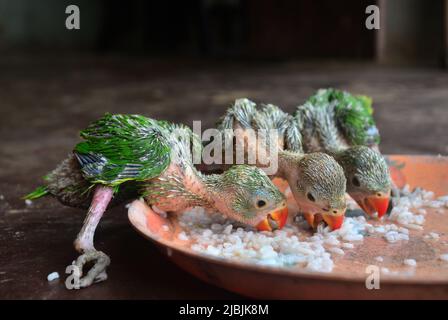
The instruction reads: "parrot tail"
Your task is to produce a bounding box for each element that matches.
[23,185,49,200]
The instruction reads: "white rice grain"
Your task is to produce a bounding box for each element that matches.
[384,230,409,243]
[387,185,445,228]
[402,223,423,231]
[178,231,189,241]
[47,272,59,282]
[424,232,439,240]
[342,243,354,249]
[404,259,417,267]
[178,209,336,272]
[174,185,447,274]
[440,254,448,262]
[324,236,340,246]
[329,247,345,255]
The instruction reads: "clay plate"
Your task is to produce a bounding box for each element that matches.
[128,155,448,299]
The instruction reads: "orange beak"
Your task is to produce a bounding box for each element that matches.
[303,212,320,230]
[322,213,345,230]
[303,210,345,231]
[369,196,390,218]
[256,206,288,231]
[356,194,390,218]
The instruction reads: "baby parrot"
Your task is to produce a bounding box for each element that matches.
[295,88,391,218]
[216,99,347,230]
[25,113,287,288]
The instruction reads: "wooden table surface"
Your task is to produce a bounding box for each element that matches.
[0,56,447,299]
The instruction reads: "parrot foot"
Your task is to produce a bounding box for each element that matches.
[74,250,111,288]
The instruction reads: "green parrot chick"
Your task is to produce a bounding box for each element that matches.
[24,113,288,289]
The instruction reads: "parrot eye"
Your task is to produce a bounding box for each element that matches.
[307,192,315,202]
[256,200,267,208]
[352,176,361,187]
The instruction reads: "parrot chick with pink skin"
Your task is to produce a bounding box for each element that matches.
[25,113,287,288]
[215,99,347,231]
[295,89,391,219]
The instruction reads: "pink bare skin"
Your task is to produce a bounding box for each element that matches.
[72,186,113,287]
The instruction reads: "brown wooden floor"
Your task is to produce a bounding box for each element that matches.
[0,56,447,299]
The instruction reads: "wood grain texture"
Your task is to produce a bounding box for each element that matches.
[0,57,447,299]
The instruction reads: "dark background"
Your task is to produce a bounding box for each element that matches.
[0,0,447,299]
[0,0,444,63]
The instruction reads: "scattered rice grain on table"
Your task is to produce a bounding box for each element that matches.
[47,272,59,282]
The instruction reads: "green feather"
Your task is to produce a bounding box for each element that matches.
[74,113,171,186]
[308,88,380,146]
[23,185,49,200]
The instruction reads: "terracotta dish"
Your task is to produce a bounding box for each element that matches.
[128,155,448,299]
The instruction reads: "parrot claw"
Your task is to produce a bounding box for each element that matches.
[73,249,111,288]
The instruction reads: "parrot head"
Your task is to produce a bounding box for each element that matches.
[337,146,391,219]
[209,165,288,231]
[286,152,347,230]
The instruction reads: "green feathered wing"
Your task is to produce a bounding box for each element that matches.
[74,113,171,187]
[308,88,380,146]
[24,185,49,200]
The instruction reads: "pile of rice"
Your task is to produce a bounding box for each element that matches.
[177,185,448,273]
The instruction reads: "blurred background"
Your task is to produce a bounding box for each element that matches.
[0,0,445,64]
[0,0,447,299]
[1,0,447,157]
